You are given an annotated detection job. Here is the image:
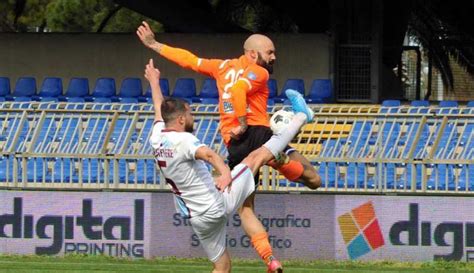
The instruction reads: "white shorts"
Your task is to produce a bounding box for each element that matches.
[190,163,255,262]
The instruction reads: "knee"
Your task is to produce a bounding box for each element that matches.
[304,167,321,190]
[307,174,321,189]
[213,259,231,273]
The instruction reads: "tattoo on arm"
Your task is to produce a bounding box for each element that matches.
[238,116,248,131]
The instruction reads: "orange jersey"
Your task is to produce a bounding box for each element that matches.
[160,45,270,144]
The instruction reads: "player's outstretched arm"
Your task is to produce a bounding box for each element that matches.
[195,146,232,192]
[137,21,164,53]
[136,22,221,77]
[144,59,164,122]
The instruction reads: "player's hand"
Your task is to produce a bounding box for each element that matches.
[144,59,160,85]
[230,125,247,140]
[215,174,232,192]
[136,21,157,48]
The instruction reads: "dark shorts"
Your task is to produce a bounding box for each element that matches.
[227,125,293,185]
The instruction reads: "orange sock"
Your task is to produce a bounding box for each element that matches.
[278,160,304,181]
[251,232,273,264]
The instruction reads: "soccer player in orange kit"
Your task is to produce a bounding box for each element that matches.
[137,21,321,273]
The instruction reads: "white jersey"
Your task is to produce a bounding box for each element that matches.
[149,121,224,218]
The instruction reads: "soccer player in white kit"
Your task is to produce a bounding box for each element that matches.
[145,59,312,273]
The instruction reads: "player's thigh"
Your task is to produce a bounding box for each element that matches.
[223,164,255,216]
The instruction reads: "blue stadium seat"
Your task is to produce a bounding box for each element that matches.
[120,97,139,104]
[439,100,458,107]
[141,78,170,101]
[172,78,196,99]
[118,78,142,98]
[380,100,401,113]
[467,101,474,107]
[409,100,430,114]
[274,79,305,103]
[201,98,219,104]
[199,78,218,99]
[64,77,90,98]
[13,96,32,102]
[267,79,278,99]
[93,97,112,103]
[40,97,59,103]
[13,77,36,97]
[382,100,401,107]
[0,77,11,97]
[67,97,86,103]
[306,79,333,103]
[92,78,116,98]
[411,100,429,107]
[38,77,63,97]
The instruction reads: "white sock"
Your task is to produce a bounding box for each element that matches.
[263,113,307,157]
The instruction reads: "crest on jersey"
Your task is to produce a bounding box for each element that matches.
[247,71,257,81]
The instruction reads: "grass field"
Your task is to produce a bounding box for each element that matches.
[1,255,474,273]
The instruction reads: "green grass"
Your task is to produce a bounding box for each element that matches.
[1,255,474,272]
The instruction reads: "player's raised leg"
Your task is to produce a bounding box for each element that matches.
[268,89,321,189]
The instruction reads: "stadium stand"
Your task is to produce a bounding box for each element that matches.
[306,79,333,103]
[0,77,11,97]
[172,78,197,102]
[0,100,472,193]
[274,78,305,103]
[92,77,116,98]
[198,78,218,100]
[0,76,472,194]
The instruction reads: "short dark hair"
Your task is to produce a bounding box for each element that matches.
[161,98,189,124]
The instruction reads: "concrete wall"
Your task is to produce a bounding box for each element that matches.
[0,33,331,95]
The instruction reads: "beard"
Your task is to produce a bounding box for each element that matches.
[257,53,274,74]
[185,121,194,133]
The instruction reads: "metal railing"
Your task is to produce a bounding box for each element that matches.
[0,102,473,194]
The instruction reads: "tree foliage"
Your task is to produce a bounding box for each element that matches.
[0,0,163,32]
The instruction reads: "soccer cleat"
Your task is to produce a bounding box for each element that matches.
[285,89,314,122]
[267,256,283,273]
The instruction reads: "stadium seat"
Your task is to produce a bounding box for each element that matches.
[172,78,197,99]
[120,97,139,104]
[306,79,333,103]
[40,97,59,103]
[67,97,86,103]
[12,77,36,97]
[118,77,142,98]
[0,77,11,97]
[437,100,459,114]
[382,100,401,107]
[64,77,90,98]
[381,100,401,113]
[140,78,170,101]
[409,100,430,113]
[201,98,219,104]
[439,100,458,107]
[467,101,474,107]
[267,79,278,99]
[93,97,112,103]
[199,78,218,99]
[38,77,63,98]
[411,100,429,107]
[92,78,116,98]
[274,79,305,103]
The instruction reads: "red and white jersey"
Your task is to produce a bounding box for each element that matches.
[149,121,224,218]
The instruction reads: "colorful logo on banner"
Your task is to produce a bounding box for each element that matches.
[338,201,384,259]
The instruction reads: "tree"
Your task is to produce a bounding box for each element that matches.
[0,0,162,33]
